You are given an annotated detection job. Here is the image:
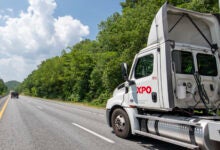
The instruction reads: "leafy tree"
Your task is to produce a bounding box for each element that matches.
[19,0,219,106]
[176,0,219,13]
[0,79,8,95]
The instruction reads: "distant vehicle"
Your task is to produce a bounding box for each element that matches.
[11,92,19,99]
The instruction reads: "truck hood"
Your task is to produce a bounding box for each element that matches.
[147,3,220,52]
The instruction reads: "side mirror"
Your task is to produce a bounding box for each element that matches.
[121,63,128,81]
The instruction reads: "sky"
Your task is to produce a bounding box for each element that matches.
[0,0,124,82]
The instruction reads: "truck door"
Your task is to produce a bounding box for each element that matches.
[129,49,161,108]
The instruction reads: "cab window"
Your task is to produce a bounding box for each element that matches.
[197,53,217,76]
[135,54,153,79]
[172,51,194,74]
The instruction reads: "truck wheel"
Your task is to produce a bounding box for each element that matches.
[111,108,131,138]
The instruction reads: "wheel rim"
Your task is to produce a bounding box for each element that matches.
[114,115,126,131]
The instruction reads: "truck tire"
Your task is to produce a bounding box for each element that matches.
[111,108,131,138]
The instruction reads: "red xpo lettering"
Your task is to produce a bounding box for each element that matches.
[137,86,152,94]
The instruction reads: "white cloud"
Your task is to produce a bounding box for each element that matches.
[0,0,89,82]
[6,8,13,13]
[0,8,13,22]
[54,16,89,46]
[0,56,35,82]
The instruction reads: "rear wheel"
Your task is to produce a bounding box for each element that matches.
[111,108,131,138]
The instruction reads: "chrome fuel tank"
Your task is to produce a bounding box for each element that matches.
[139,114,220,150]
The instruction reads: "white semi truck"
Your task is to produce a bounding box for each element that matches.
[106,3,220,150]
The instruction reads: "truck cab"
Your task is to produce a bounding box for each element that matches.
[106,3,220,150]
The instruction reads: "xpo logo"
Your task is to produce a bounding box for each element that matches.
[137,86,152,94]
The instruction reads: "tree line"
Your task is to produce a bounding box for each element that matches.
[0,79,8,96]
[17,0,219,106]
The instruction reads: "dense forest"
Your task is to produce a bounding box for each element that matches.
[17,0,219,106]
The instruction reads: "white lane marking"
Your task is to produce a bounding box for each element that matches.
[72,123,115,144]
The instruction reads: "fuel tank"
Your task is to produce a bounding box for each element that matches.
[138,114,220,150]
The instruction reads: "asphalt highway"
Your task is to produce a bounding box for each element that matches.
[0,96,185,150]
